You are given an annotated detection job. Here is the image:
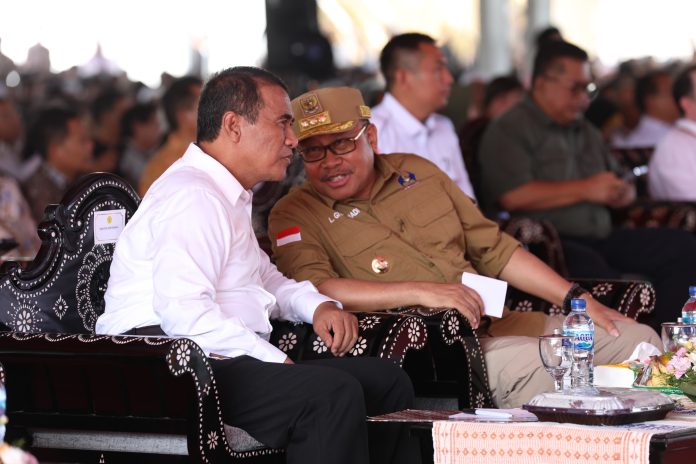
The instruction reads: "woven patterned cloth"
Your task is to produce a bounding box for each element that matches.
[433,419,696,464]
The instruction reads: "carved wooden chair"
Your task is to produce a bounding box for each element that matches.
[608,146,696,232]
[0,173,431,463]
[498,216,656,321]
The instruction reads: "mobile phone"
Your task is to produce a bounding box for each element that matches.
[621,165,648,182]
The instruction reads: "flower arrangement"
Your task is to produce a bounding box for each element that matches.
[637,340,696,399]
[0,443,38,464]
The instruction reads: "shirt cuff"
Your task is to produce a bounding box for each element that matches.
[298,292,343,324]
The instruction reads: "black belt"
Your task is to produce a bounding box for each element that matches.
[122,324,167,336]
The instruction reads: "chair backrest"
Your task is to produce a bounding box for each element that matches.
[0,173,140,334]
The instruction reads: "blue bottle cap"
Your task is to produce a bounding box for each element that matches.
[570,298,586,310]
[690,286,696,297]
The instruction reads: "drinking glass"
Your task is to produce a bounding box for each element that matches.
[539,334,574,392]
[661,323,696,352]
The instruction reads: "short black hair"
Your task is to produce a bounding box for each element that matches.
[91,89,126,123]
[121,102,158,138]
[483,75,523,110]
[162,76,203,131]
[535,26,563,49]
[532,40,588,84]
[24,106,80,159]
[584,96,619,130]
[673,64,696,116]
[196,66,288,143]
[379,32,436,92]
[634,70,671,113]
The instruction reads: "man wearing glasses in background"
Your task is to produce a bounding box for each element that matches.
[478,41,696,328]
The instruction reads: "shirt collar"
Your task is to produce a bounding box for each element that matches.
[43,163,69,189]
[380,92,435,135]
[180,143,252,207]
[521,93,583,129]
[676,118,696,136]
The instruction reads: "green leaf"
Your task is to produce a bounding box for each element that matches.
[679,382,696,401]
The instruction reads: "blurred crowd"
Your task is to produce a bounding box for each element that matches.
[0,25,695,266]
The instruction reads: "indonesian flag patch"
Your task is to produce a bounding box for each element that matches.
[276,226,302,246]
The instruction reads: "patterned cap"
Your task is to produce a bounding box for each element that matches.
[291,87,371,141]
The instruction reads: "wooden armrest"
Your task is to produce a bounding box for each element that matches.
[507,279,655,321]
[613,200,696,233]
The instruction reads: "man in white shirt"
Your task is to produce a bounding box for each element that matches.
[96,67,415,464]
[649,64,696,200]
[371,33,476,199]
[612,70,679,148]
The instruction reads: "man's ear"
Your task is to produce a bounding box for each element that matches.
[397,66,419,89]
[366,123,379,154]
[221,111,242,142]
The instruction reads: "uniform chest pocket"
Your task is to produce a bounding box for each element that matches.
[406,194,456,227]
[333,224,391,257]
[404,192,462,250]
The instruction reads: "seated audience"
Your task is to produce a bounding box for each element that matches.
[585,96,624,143]
[22,107,94,222]
[0,96,40,181]
[648,64,696,200]
[96,67,417,464]
[478,41,696,327]
[118,102,162,189]
[371,33,476,199]
[90,89,130,173]
[268,86,660,409]
[139,76,202,196]
[0,175,40,259]
[612,69,679,148]
[459,75,524,198]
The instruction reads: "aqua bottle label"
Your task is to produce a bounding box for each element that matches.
[565,328,594,351]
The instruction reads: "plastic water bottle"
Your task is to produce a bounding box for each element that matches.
[563,298,595,389]
[680,286,696,324]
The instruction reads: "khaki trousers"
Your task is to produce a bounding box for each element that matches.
[479,312,661,408]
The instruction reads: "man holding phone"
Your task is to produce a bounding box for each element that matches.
[478,41,696,327]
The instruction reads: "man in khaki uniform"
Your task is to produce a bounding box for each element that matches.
[268,86,661,408]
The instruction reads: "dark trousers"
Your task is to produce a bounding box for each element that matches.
[211,356,418,464]
[561,227,696,328]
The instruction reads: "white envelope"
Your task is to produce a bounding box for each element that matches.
[461,272,508,318]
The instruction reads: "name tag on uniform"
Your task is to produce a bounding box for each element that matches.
[461,272,507,318]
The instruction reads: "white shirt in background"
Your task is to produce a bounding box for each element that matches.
[371,92,476,199]
[96,143,335,362]
[648,118,696,201]
[612,114,672,148]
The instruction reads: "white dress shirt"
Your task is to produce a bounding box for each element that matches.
[371,93,476,199]
[96,143,335,362]
[648,118,696,200]
[612,115,672,148]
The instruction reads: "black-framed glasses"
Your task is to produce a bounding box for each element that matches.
[297,123,369,163]
[544,74,598,99]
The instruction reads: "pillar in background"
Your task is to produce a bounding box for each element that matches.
[473,0,512,81]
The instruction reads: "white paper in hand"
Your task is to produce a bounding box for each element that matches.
[461,272,507,318]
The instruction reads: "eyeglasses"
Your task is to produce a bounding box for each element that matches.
[545,74,598,99]
[297,123,368,163]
